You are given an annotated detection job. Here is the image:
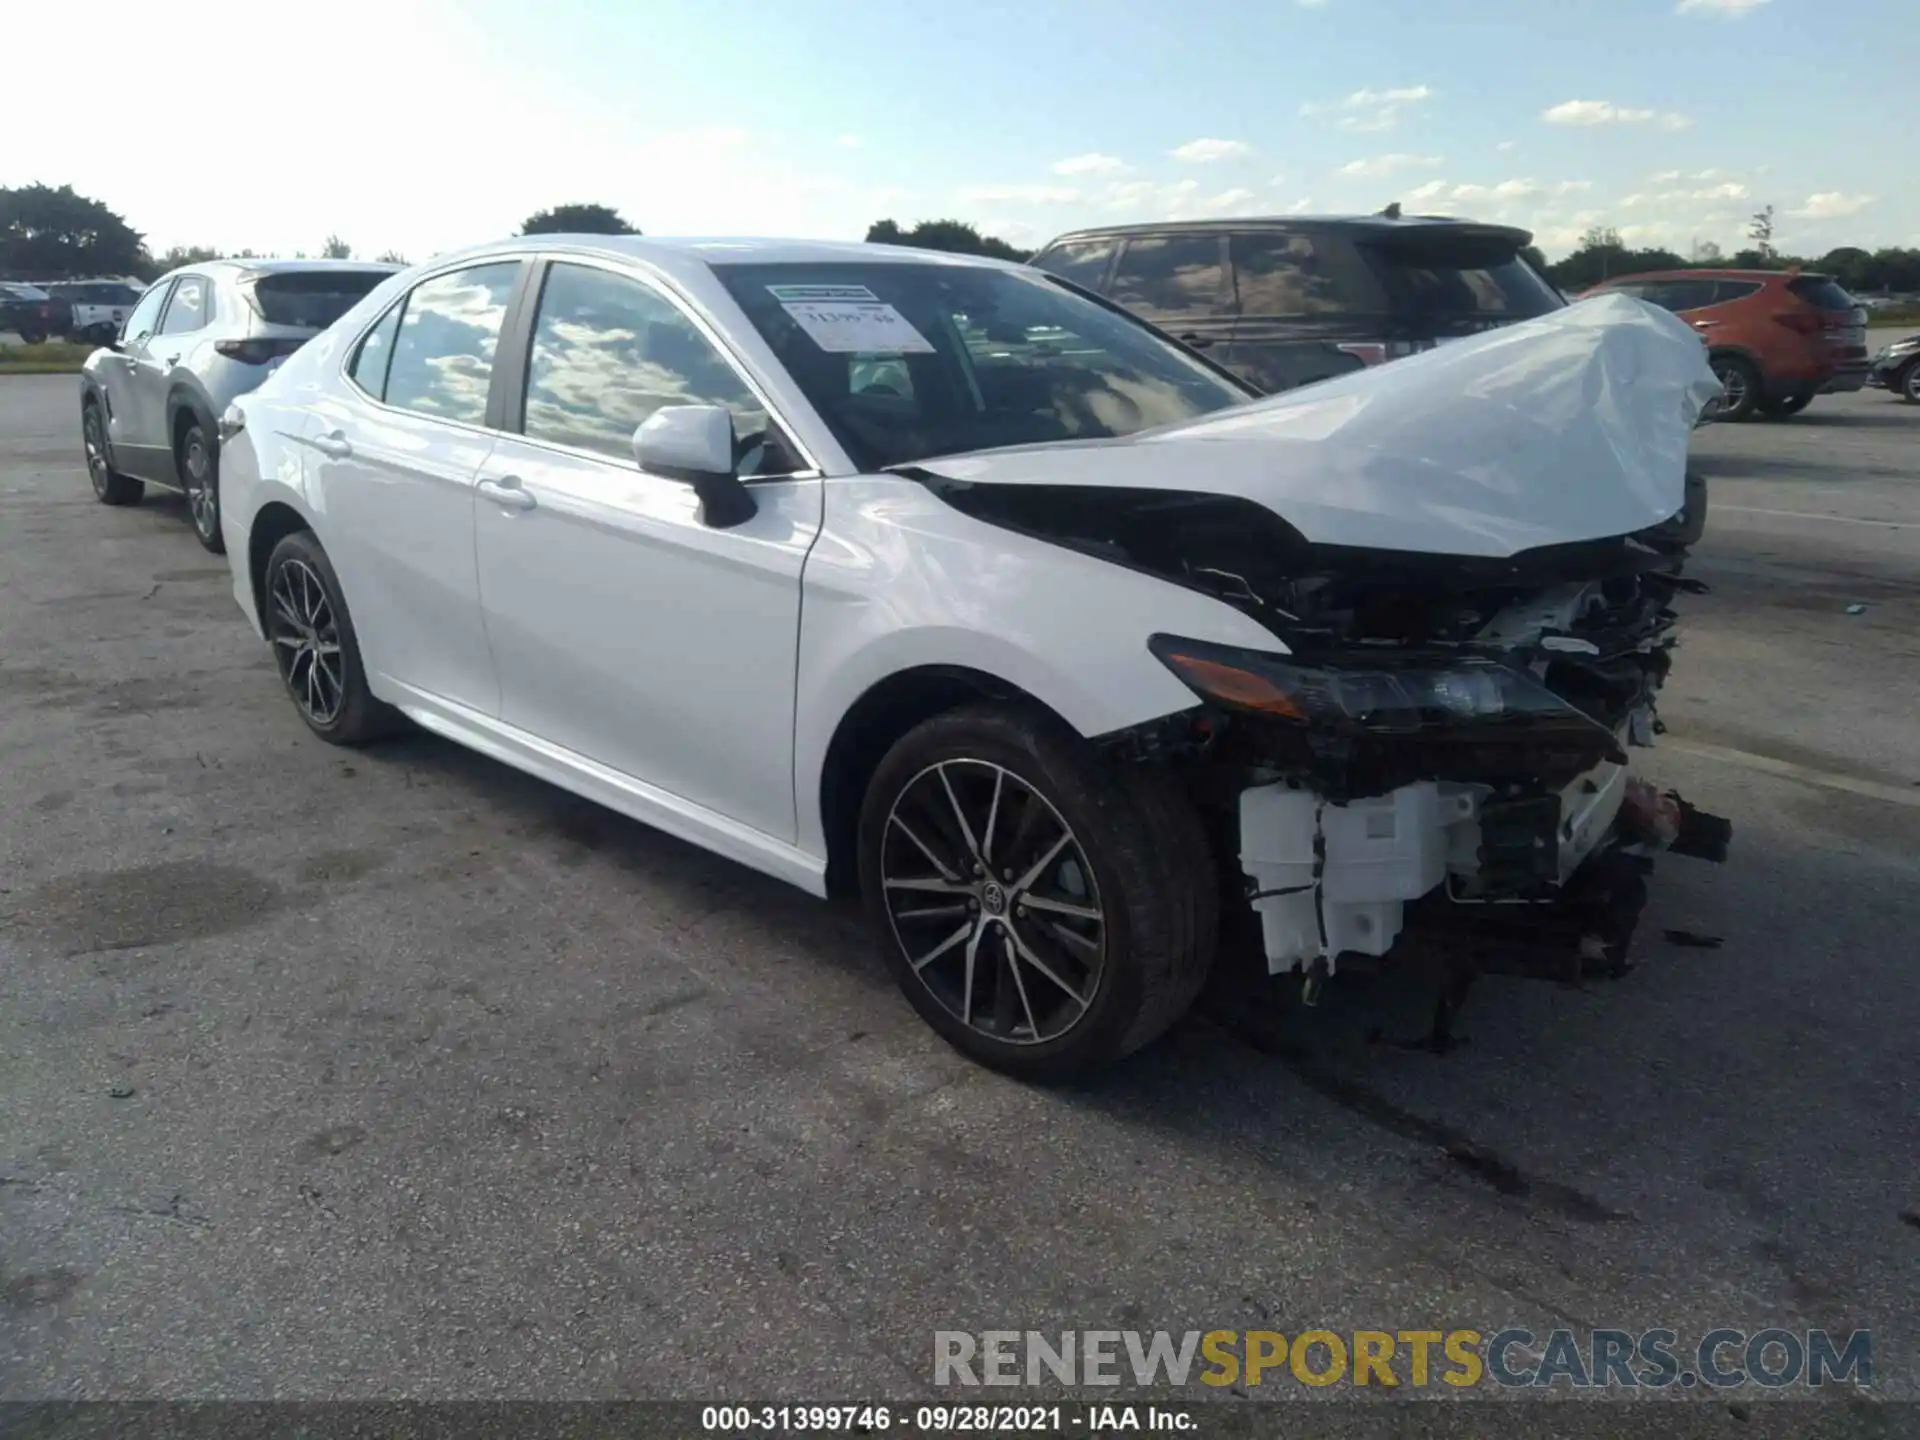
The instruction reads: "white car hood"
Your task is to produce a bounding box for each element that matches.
[915,292,1721,559]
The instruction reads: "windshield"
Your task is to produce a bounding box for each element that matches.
[712,261,1250,472]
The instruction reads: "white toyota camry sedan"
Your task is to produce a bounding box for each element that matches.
[217,235,1729,1077]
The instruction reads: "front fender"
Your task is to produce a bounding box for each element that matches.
[219,399,318,637]
[792,476,1287,858]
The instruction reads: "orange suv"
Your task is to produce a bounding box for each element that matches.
[1580,268,1867,420]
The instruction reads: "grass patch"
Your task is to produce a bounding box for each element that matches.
[0,339,95,374]
[1867,307,1920,328]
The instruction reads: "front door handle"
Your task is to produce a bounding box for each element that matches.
[478,475,536,512]
[164,353,180,366]
[1177,332,1216,350]
[310,430,353,460]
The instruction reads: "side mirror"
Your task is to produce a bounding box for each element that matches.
[633,404,757,529]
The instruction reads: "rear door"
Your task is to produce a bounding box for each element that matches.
[302,260,523,716]
[1105,232,1236,355]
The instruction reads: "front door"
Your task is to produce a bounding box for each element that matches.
[127,274,211,473]
[472,258,823,842]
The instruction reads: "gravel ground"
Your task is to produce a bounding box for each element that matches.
[2,371,1915,1425]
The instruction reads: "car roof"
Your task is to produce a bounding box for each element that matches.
[1599,268,1827,284]
[406,234,1033,287]
[1034,214,1535,247]
[158,258,405,281]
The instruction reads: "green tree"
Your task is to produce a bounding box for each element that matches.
[153,244,224,274]
[322,234,353,259]
[1690,239,1724,264]
[865,217,1029,262]
[375,249,408,265]
[519,203,638,236]
[1519,244,1548,274]
[0,184,146,278]
[1748,204,1776,261]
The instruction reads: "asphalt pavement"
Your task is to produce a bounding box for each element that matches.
[2,369,1916,1419]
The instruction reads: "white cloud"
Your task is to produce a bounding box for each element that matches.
[1051,153,1127,176]
[1677,0,1768,14]
[1791,192,1876,219]
[955,184,1080,205]
[1405,180,1450,202]
[1496,140,1517,152]
[1651,169,1683,183]
[1337,153,1444,178]
[1171,137,1252,162]
[1542,99,1693,130]
[1301,84,1434,134]
[1206,188,1262,213]
[836,134,863,149]
[1296,0,1328,7]
[1285,197,1315,214]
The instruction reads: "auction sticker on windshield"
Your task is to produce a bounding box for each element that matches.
[771,284,935,354]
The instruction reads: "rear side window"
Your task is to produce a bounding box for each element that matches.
[1033,238,1118,292]
[157,276,210,335]
[349,303,403,398]
[121,282,172,341]
[381,262,520,425]
[1365,237,1563,319]
[1786,276,1857,311]
[1232,231,1386,315]
[1640,279,1720,313]
[1711,279,1763,304]
[1109,235,1231,322]
[248,270,391,330]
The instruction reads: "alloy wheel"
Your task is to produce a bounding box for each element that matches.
[879,759,1106,1046]
[1715,363,1749,415]
[183,432,217,538]
[84,408,110,498]
[269,559,345,727]
[1906,364,1920,403]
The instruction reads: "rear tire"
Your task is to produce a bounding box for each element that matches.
[857,702,1216,1079]
[83,400,143,506]
[262,530,405,746]
[1710,355,1761,421]
[178,420,225,554]
[1899,360,1920,405]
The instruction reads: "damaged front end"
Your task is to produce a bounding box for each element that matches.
[908,294,1731,1032]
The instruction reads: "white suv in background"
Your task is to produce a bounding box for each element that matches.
[79,259,399,551]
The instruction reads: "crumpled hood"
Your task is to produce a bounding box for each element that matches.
[915,292,1721,559]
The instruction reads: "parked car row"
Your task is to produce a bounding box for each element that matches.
[76,232,1731,1076]
[0,281,70,343]
[0,277,149,343]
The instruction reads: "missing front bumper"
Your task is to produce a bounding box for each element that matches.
[1237,767,1728,979]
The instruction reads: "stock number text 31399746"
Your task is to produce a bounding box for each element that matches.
[701,1405,1073,1432]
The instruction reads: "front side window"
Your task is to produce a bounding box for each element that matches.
[521,262,779,467]
[714,261,1250,473]
[157,276,210,336]
[121,281,172,342]
[1108,235,1231,322]
[381,262,520,424]
[1032,238,1119,293]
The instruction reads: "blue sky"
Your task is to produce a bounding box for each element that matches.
[7,0,1912,261]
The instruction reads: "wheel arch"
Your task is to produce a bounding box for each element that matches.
[247,499,318,637]
[165,383,219,466]
[816,665,1074,900]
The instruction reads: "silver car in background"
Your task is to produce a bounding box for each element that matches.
[79,259,400,551]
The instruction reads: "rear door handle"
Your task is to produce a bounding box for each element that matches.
[310,430,353,460]
[1691,320,1719,329]
[478,475,536,512]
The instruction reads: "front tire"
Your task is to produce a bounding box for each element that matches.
[263,531,404,745]
[83,400,143,506]
[1710,355,1762,421]
[178,421,225,554]
[857,703,1216,1079]
[1900,360,1920,405]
